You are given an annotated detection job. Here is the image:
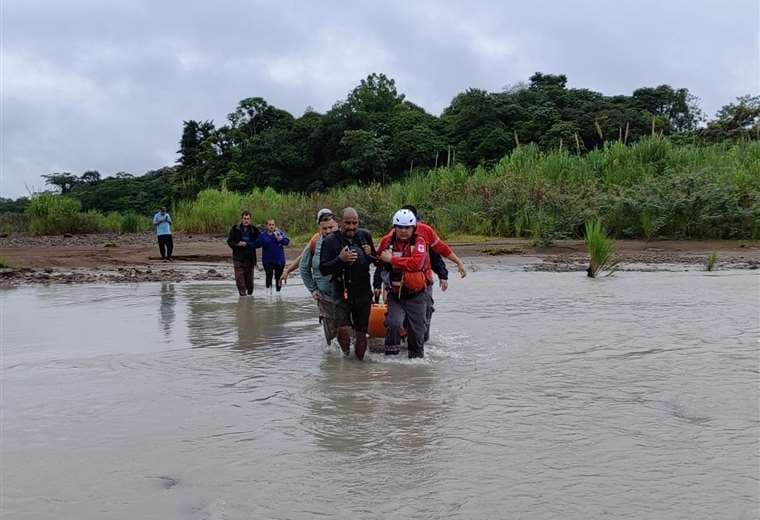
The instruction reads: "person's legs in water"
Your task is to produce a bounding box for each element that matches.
[263,263,274,289]
[384,292,405,355]
[233,261,247,296]
[424,284,434,343]
[351,297,371,361]
[403,292,428,359]
[336,326,352,356]
[244,262,254,295]
[334,299,353,356]
[274,263,285,291]
[318,299,337,344]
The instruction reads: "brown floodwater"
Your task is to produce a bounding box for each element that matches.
[2,267,758,519]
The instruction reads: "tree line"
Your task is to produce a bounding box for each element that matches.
[5,72,759,215]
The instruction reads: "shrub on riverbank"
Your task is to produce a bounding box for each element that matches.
[24,194,152,235]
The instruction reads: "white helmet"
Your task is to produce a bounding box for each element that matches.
[392,209,417,227]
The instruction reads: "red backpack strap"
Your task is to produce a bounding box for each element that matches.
[309,234,319,255]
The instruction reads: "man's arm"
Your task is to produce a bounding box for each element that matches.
[319,236,344,275]
[282,249,303,282]
[298,246,318,294]
[430,250,448,280]
[226,226,239,249]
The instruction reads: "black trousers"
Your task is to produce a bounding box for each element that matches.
[263,263,285,291]
[157,235,173,258]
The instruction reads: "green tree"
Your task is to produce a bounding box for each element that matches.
[702,95,760,142]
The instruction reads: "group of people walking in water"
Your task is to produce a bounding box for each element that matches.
[226,206,467,359]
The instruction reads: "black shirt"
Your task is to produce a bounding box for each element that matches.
[227,223,260,264]
[319,229,376,301]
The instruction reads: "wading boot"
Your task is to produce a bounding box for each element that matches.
[408,346,424,359]
[337,326,352,357]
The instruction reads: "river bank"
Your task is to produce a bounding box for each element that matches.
[1,232,758,286]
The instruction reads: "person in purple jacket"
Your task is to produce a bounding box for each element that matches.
[259,218,290,291]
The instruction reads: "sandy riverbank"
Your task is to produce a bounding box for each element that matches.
[1,232,758,286]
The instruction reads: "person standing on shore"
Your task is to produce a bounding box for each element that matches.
[227,211,260,296]
[152,206,173,261]
[259,219,290,292]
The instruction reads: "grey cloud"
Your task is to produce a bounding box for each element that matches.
[2,0,757,197]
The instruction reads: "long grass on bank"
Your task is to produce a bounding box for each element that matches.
[24,194,151,235]
[8,137,760,238]
[174,137,760,240]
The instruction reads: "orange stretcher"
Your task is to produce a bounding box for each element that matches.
[368,299,407,339]
[368,303,387,338]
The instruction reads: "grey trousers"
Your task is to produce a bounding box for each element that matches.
[317,297,337,345]
[386,291,428,358]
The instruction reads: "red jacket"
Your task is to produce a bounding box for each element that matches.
[376,232,431,295]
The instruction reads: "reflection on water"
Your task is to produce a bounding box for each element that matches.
[1,269,759,520]
[304,357,444,460]
[159,282,175,337]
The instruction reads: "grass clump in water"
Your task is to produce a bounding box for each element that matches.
[705,251,719,271]
[585,219,619,277]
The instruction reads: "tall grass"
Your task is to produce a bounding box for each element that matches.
[13,137,760,239]
[23,194,152,235]
[585,219,619,277]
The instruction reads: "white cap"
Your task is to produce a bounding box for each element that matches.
[316,208,333,223]
[392,209,417,227]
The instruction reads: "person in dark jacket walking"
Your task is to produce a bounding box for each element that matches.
[259,219,290,291]
[227,211,260,296]
[319,207,376,360]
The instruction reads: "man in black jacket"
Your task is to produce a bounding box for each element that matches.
[319,207,376,360]
[227,210,260,296]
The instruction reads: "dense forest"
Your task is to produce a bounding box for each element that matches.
[4,72,758,216]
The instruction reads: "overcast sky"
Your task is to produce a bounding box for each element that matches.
[2,0,758,198]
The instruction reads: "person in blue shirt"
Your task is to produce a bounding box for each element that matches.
[152,207,173,261]
[259,219,290,291]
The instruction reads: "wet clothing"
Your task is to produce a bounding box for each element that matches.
[157,234,173,259]
[430,250,448,280]
[228,223,260,295]
[318,298,337,344]
[376,232,431,357]
[233,260,255,295]
[386,291,428,358]
[227,223,260,265]
[259,229,290,265]
[299,236,334,298]
[320,229,376,332]
[300,236,337,344]
[375,232,431,297]
[263,263,284,290]
[319,229,376,302]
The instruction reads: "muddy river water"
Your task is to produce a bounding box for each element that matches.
[2,267,758,519]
